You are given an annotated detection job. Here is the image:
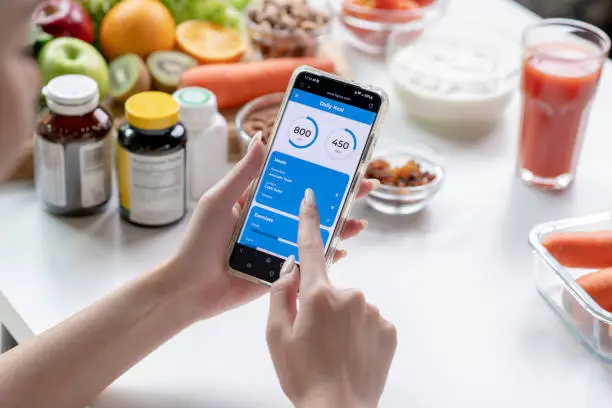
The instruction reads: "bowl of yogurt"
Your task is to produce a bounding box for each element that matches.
[386,21,521,125]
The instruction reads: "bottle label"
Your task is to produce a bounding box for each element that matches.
[117,146,186,226]
[79,139,108,208]
[35,135,66,207]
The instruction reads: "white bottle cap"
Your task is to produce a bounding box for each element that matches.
[42,75,100,116]
[173,87,218,129]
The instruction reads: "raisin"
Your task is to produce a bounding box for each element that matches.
[366,158,436,187]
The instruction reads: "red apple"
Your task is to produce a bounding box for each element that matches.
[33,0,94,44]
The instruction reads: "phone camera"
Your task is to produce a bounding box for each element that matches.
[368,103,374,108]
[300,82,305,87]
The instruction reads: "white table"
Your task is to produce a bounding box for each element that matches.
[3,0,612,406]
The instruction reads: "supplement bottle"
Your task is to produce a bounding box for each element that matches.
[173,87,229,202]
[117,92,187,227]
[35,74,113,215]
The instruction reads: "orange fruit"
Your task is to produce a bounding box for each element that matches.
[100,0,176,61]
[176,21,247,64]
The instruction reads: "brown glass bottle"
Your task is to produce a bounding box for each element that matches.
[35,75,113,216]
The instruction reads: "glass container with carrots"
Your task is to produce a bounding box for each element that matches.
[531,211,612,362]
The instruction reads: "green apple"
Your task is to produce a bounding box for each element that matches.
[38,37,109,99]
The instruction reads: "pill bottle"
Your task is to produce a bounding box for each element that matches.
[173,87,229,202]
[35,74,113,215]
[117,92,187,227]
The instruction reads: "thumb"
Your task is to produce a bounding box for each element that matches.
[208,132,265,206]
[267,255,300,343]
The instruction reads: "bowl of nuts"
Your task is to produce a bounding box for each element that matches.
[235,93,284,156]
[365,146,444,215]
[246,0,333,59]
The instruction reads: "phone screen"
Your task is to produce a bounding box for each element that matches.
[229,71,382,284]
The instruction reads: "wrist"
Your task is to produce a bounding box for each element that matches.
[294,389,375,408]
[146,258,205,326]
[295,399,373,408]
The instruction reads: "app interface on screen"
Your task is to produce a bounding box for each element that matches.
[237,88,376,262]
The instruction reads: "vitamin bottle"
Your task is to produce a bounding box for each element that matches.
[35,74,113,215]
[173,87,229,202]
[117,92,187,227]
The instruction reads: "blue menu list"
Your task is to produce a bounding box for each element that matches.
[240,206,330,261]
[255,151,349,227]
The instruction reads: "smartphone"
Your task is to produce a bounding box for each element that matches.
[227,66,388,286]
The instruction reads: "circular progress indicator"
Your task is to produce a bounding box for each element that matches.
[326,128,357,160]
[288,116,318,149]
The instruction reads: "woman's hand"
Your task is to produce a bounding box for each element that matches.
[266,189,398,408]
[169,133,379,320]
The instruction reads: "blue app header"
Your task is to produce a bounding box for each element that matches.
[289,90,376,125]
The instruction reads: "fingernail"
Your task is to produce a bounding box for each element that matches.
[360,220,369,229]
[280,255,295,277]
[304,188,316,207]
[248,131,262,151]
[337,250,348,260]
[370,179,381,189]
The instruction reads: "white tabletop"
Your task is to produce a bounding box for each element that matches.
[3,0,612,406]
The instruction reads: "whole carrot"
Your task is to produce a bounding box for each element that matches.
[543,231,612,269]
[179,57,335,110]
[576,267,612,312]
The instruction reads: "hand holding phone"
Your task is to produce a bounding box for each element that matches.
[166,131,376,320]
[228,66,388,285]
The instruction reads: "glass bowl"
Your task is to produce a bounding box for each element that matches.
[386,21,521,125]
[530,211,612,362]
[246,0,333,59]
[335,0,447,55]
[235,93,283,156]
[366,146,444,215]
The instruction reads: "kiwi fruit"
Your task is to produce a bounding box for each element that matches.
[146,51,198,93]
[109,54,151,103]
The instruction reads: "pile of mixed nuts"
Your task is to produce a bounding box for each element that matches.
[247,0,331,58]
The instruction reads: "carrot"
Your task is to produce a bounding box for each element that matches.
[576,267,612,312]
[179,57,335,110]
[542,231,612,269]
[562,269,612,347]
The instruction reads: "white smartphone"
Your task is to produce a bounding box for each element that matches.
[227,66,388,286]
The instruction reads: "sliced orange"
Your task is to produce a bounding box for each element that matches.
[176,21,247,65]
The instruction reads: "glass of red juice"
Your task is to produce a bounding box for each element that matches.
[518,19,610,189]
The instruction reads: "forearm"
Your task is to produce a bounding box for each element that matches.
[0,259,199,408]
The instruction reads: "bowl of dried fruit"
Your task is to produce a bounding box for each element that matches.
[365,146,444,214]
